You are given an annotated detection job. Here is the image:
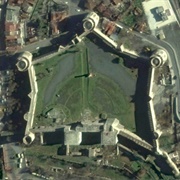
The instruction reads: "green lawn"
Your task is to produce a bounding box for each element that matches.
[33,43,135,131]
[159,135,175,152]
[93,168,130,180]
[34,53,62,115]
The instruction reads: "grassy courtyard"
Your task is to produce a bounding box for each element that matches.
[33,43,135,131]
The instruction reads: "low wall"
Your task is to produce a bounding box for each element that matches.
[148,67,180,175]
[24,64,38,137]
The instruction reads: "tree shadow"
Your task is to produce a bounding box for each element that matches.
[112,57,120,64]
[118,134,153,158]
[154,154,174,175]
[78,0,86,10]
[50,31,75,46]
[0,55,17,70]
[74,73,89,78]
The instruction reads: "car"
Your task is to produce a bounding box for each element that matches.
[17,163,22,168]
[17,153,21,158]
[18,158,23,163]
[76,9,80,12]
[20,153,24,158]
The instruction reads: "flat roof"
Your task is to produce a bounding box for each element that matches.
[64,130,82,145]
[101,131,117,145]
[142,0,177,33]
[6,6,20,23]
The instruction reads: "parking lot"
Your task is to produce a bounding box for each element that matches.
[142,0,177,33]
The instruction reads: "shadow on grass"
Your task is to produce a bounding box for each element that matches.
[118,134,153,157]
[134,64,156,146]
[154,154,174,175]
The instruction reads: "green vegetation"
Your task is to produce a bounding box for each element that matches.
[134,0,143,9]
[25,144,169,180]
[120,0,150,33]
[26,144,95,170]
[123,14,135,27]
[93,168,130,180]
[26,144,60,156]
[159,135,175,152]
[33,43,135,131]
[30,0,45,20]
[34,54,62,115]
[30,0,49,38]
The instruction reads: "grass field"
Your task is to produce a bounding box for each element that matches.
[33,43,135,131]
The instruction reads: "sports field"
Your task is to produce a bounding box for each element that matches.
[33,43,135,131]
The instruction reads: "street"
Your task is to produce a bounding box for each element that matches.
[20,38,53,53]
[170,0,180,26]
[162,22,180,119]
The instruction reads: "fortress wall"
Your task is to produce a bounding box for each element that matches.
[148,67,155,98]
[25,64,38,136]
[175,97,180,122]
[163,151,180,176]
[148,66,180,176]
[147,67,161,152]
[93,28,118,49]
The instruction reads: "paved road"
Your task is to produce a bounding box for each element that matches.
[18,0,87,54]
[162,22,180,117]
[127,28,180,112]
[19,32,74,53]
[170,0,180,26]
[110,20,180,119]
[20,38,53,52]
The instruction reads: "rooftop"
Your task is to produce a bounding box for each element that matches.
[6,5,20,23]
[63,119,121,146]
[64,127,82,145]
[101,131,118,145]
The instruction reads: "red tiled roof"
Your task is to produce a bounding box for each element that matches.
[8,0,23,6]
[111,0,122,5]
[50,11,67,35]
[5,22,19,32]
[84,0,97,10]
[96,2,107,13]
[6,35,18,40]
[51,11,67,22]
